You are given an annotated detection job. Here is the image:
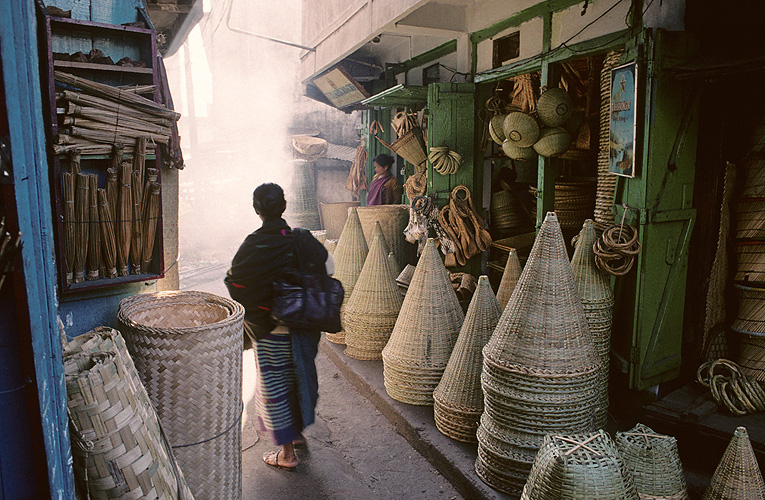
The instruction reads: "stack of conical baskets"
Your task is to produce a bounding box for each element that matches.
[319,201,359,239]
[343,231,403,360]
[615,423,688,500]
[476,212,600,496]
[594,50,624,229]
[382,238,465,405]
[495,248,522,311]
[285,159,322,230]
[571,219,614,429]
[433,276,501,442]
[702,426,765,500]
[357,204,411,273]
[328,207,368,344]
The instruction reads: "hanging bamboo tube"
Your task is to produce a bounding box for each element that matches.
[86,174,101,280]
[142,183,160,272]
[130,169,143,274]
[106,168,118,228]
[116,161,132,276]
[73,173,89,283]
[62,172,75,285]
[98,189,117,279]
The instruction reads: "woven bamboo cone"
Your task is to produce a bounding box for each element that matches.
[388,252,399,280]
[62,172,75,285]
[98,189,118,279]
[328,207,368,344]
[571,219,614,429]
[130,169,143,274]
[343,235,403,360]
[495,248,522,312]
[142,183,160,272]
[702,426,765,500]
[357,205,412,271]
[117,161,132,276]
[73,173,89,283]
[86,174,101,280]
[433,276,501,442]
[382,238,465,405]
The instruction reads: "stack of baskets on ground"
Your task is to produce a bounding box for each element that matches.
[118,291,244,500]
[64,326,195,500]
[382,238,464,405]
[357,204,411,273]
[327,207,368,344]
[732,284,765,382]
[285,159,321,230]
[702,426,765,500]
[433,276,501,442]
[571,219,614,429]
[319,201,359,240]
[476,212,600,496]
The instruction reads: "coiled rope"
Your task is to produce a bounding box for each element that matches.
[697,359,765,416]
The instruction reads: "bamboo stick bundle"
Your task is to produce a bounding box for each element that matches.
[116,161,132,276]
[86,174,101,280]
[106,167,118,228]
[53,143,156,156]
[130,169,143,274]
[73,173,89,283]
[62,117,172,141]
[70,150,81,177]
[116,84,157,95]
[55,71,180,120]
[98,189,117,279]
[64,105,173,134]
[142,182,160,272]
[133,136,147,190]
[140,168,159,232]
[67,125,170,145]
[62,128,143,148]
[62,172,75,285]
[59,91,173,126]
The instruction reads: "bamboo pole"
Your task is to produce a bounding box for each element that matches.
[106,167,118,230]
[62,111,173,136]
[116,161,132,276]
[59,92,173,126]
[67,126,169,145]
[98,189,117,279]
[64,102,172,129]
[86,174,101,280]
[62,172,75,285]
[130,169,143,274]
[73,173,89,283]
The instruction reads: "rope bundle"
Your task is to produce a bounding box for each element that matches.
[438,186,492,267]
[429,146,462,175]
[697,359,765,416]
[593,224,641,275]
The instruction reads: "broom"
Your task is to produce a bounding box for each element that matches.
[130,169,143,274]
[73,173,89,283]
[70,150,81,177]
[133,136,147,191]
[98,189,117,279]
[106,167,118,229]
[62,172,75,285]
[142,182,160,272]
[116,161,132,276]
[86,174,101,280]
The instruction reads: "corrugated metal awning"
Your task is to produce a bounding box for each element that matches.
[361,84,427,108]
[325,143,357,162]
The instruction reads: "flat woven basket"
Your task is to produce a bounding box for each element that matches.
[702,426,765,500]
[382,238,464,405]
[284,159,321,230]
[343,235,403,360]
[615,423,688,500]
[520,430,638,500]
[433,276,501,442]
[118,291,244,500]
[533,127,572,158]
[571,220,614,429]
[496,248,522,312]
[328,207,369,344]
[319,201,359,240]
[357,204,413,270]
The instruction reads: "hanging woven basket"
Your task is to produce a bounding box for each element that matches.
[503,112,540,148]
[489,114,509,145]
[533,127,572,158]
[537,87,573,127]
[502,140,537,161]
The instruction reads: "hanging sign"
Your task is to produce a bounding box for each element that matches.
[609,62,637,178]
[311,66,369,109]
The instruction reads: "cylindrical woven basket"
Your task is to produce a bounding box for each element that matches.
[735,200,765,239]
[533,127,572,158]
[735,242,765,284]
[495,248,522,312]
[738,333,765,382]
[731,285,765,335]
[615,423,688,500]
[433,276,501,442]
[284,159,321,230]
[357,204,413,270]
[118,291,244,500]
[536,87,573,127]
[503,112,540,148]
[702,426,765,500]
[491,190,528,233]
[319,201,359,240]
[594,51,624,228]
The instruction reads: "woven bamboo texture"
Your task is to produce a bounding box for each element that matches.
[594,51,624,228]
[357,204,412,271]
[491,190,528,232]
[741,156,765,198]
[503,112,540,148]
[496,248,522,312]
[388,251,399,280]
[433,276,501,442]
[328,207,369,344]
[571,220,614,429]
[739,334,765,382]
[319,201,359,240]
[533,127,572,158]
[615,423,688,500]
[118,291,244,500]
[396,263,416,296]
[732,285,765,335]
[477,212,600,495]
[285,159,321,230]
[343,235,403,360]
[382,238,464,405]
[735,243,765,283]
[65,346,195,500]
[520,430,638,500]
[702,426,765,500]
[324,239,338,254]
[736,200,765,239]
[537,87,573,128]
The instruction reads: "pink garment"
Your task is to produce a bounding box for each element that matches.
[366,173,389,205]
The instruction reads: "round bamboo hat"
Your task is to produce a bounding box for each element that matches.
[615,423,688,500]
[702,426,765,500]
[496,248,522,312]
[537,87,573,127]
[502,140,537,161]
[533,127,572,158]
[489,114,508,145]
[433,276,501,442]
[319,201,359,239]
[357,204,413,271]
[503,112,540,148]
[571,220,614,429]
[382,238,465,405]
[328,207,369,344]
[343,235,403,360]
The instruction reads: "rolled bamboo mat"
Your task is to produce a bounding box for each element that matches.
[329,207,368,345]
[119,291,244,500]
[357,204,414,270]
[319,202,359,239]
[702,426,765,500]
[594,50,624,228]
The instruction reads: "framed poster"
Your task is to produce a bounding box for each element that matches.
[609,62,637,178]
[311,65,369,109]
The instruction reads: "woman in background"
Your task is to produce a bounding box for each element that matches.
[367,153,402,205]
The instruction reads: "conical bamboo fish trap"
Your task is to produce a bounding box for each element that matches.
[343,235,403,360]
[571,219,614,429]
[388,251,399,280]
[702,426,765,500]
[319,201,359,239]
[477,212,600,496]
[615,423,688,500]
[285,159,322,230]
[357,204,413,270]
[433,276,501,442]
[328,208,369,344]
[382,238,464,405]
[496,248,522,312]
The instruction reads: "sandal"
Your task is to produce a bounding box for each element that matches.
[262,450,297,471]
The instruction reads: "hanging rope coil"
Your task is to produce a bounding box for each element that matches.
[593,224,641,275]
[697,359,765,416]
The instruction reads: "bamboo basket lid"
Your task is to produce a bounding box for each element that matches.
[496,248,523,312]
[343,235,403,361]
[615,423,688,500]
[489,114,508,145]
[433,276,501,442]
[702,426,765,500]
[533,127,572,158]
